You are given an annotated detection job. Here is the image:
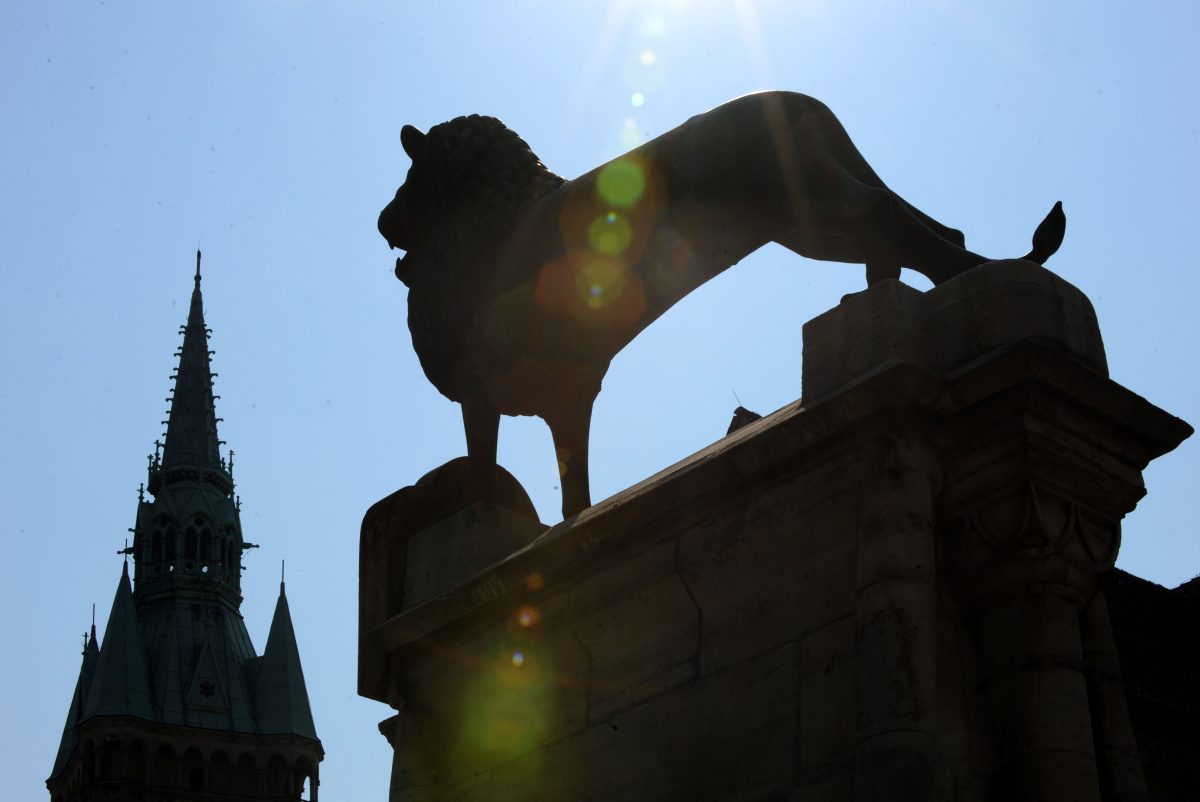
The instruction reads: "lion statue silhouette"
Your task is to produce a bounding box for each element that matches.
[378,90,1065,518]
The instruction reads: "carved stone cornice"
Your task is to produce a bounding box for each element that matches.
[940,479,1121,606]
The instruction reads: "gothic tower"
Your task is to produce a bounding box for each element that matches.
[47,253,323,801]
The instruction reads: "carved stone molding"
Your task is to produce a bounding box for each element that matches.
[940,480,1121,605]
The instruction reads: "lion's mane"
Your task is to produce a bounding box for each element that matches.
[400,116,567,404]
[406,115,565,262]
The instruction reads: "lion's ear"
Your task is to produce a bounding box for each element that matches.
[401,125,426,159]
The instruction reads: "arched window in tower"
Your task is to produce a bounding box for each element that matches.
[99,735,120,778]
[184,524,197,572]
[199,520,213,574]
[209,750,232,794]
[81,740,95,782]
[233,753,257,796]
[153,744,179,789]
[267,754,290,795]
[128,739,147,786]
[183,747,205,793]
[295,756,316,801]
[151,517,173,577]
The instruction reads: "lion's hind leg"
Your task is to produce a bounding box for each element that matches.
[897,198,965,249]
[811,104,968,256]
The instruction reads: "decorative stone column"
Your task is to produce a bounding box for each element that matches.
[853,434,941,802]
[804,260,1191,802]
[923,264,1189,802]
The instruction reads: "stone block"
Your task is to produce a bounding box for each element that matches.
[789,774,854,802]
[802,261,1107,401]
[677,464,861,570]
[490,645,798,802]
[681,499,856,673]
[800,616,856,775]
[403,502,547,609]
[394,594,591,781]
[567,542,700,718]
[854,579,937,738]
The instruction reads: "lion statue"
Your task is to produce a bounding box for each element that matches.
[378,90,1065,518]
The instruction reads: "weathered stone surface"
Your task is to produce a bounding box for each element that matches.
[387,593,590,788]
[567,542,699,719]
[1080,591,1149,800]
[489,645,798,802]
[800,616,856,775]
[802,261,1107,402]
[681,494,856,674]
[361,262,1191,801]
[403,502,547,609]
[790,775,854,802]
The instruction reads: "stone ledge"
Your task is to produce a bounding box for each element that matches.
[361,343,1188,697]
[802,260,1108,402]
[361,262,1192,801]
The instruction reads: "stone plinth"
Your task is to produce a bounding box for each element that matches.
[360,262,1191,802]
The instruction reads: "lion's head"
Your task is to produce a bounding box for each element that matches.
[378,115,565,287]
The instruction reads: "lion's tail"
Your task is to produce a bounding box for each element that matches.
[1022,201,1066,264]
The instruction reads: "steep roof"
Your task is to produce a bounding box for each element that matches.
[251,582,318,740]
[161,251,223,474]
[48,625,98,781]
[82,563,156,722]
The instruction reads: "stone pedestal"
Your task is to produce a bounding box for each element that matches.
[360,262,1190,802]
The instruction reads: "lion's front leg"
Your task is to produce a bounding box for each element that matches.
[545,395,596,519]
[461,389,500,494]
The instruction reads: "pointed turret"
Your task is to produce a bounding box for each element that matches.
[157,250,227,482]
[137,252,243,597]
[48,625,98,782]
[48,252,322,801]
[252,580,318,740]
[82,562,155,721]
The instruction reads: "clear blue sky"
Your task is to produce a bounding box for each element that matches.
[2,2,1196,799]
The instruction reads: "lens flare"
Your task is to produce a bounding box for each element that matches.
[619,120,643,149]
[458,641,555,765]
[574,258,627,311]
[631,92,645,107]
[516,605,541,629]
[640,50,656,66]
[597,159,646,208]
[588,212,633,256]
[525,572,545,591]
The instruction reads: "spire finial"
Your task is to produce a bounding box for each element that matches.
[160,250,225,475]
[280,559,286,595]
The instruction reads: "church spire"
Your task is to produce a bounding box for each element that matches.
[156,250,227,485]
[136,253,241,597]
[48,249,322,800]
